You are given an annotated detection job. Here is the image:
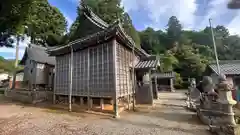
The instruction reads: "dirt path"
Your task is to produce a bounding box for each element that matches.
[0,92,211,135]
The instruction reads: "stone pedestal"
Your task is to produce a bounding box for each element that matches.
[197,75,238,135]
[216,77,237,126]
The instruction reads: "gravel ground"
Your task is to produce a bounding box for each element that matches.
[0,92,211,135]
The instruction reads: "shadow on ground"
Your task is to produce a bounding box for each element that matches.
[0,95,112,118]
[100,115,207,134]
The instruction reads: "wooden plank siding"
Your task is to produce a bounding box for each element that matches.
[54,42,114,98]
[115,42,139,98]
[55,54,70,95]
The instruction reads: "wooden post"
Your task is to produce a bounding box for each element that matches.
[53,94,56,104]
[69,46,73,112]
[149,70,154,106]
[89,98,93,109]
[80,97,84,106]
[112,39,119,118]
[132,46,136,111]
[155,76,158,99]
[100,98,104,110]
[87,48,90,110]
[110,99,114,105]
[170,78,174,92]
[53,68,56,104]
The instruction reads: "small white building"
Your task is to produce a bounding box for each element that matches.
[0,73,9,81]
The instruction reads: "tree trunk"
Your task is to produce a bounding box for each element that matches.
[11,35,20,89]
[15,35,20,68]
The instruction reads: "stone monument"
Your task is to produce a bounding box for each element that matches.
[196,74,239,135]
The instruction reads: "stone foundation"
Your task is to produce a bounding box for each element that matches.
[210,125,240,135]
[5,89,53,104]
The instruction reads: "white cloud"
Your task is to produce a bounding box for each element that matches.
[122,0,240,36]
[227,11,240,35]
[0,36,30,60]
[122,0,198,30]
[64,14,74,30]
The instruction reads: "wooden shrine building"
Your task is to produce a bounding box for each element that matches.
[47,3,159,117]
[19,44,55,90]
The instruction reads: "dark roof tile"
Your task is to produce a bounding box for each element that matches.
[209,60,240,75]
[151,72,175,78]
[20,44,55,66]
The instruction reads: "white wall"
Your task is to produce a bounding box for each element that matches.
[0,73,9,81]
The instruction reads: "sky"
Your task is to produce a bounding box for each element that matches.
[1,0,240,60]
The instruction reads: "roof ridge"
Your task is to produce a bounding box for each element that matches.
[29,44,47,50]
[81,0,109,28]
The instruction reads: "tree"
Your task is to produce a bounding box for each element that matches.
[139,27,162,53]
[70,0,141,47]
[0,0,33,33]
[166,16,182,46]
[160,51,178,72]
[174,45,207,78]
[26,0,67,46]
[0,0,34,47]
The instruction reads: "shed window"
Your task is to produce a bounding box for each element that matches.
[37,64,44,69]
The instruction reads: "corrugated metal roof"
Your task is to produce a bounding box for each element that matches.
[209,60,240,75]
[151,72,175,78]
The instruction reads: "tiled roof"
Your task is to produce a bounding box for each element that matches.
[209,60,240,75]
[47,3,149,58]
[151,72,175,78]
[135,56,160,69]
[19,44,55,66]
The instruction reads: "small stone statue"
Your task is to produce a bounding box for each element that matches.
[142,73,150,84]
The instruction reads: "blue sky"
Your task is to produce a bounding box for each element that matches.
[1,0,240,60]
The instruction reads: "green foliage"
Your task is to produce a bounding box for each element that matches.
[0,0,34,33]
[167,16,182,45]
[0,0,34,47]
[174,72,183,89]
[138,16,240,88]
[26,0,67,46]
[160,51,178,72]
[0,0,67,47]
[0,56,23,73]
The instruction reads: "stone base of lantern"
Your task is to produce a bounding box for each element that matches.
[209,125,240,135]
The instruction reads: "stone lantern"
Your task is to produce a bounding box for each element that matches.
[142,72,150,84]
[216,74,237,125]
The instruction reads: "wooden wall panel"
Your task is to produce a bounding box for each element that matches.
[55,54,70,95]
[115,42,139,97]
[54,42,114,98]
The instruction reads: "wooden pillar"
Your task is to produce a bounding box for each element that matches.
[128,95,131,110]
[112,39,119,118]
[153,76,158,99]
[89,98,93,109]
[110,99,114,105]
[170,78,174,92]
[80,97,84,106]
[149,70,154,105]
[53,94,56,104]
[100,98,104,110]
[113,98,119,118]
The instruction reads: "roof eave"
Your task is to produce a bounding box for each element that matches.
[19,48,28,65]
